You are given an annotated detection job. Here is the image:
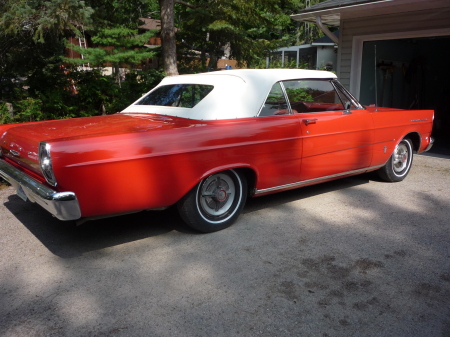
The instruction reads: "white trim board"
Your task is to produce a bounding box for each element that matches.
[349,28,450,99]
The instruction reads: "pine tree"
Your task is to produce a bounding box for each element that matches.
[65,27,158,84]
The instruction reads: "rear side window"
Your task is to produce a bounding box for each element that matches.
[259,82,289,116]
[136,84,214,108]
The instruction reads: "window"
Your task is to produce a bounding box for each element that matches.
[259,82,289,116]
[332,80,360,111]
[282,79,358,113]
[136,84,214,108]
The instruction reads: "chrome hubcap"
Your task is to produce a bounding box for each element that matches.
[199,174,235,217]
[393,143,409,173]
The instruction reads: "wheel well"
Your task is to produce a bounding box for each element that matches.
[234,168,257,197]
[404,132,421,152]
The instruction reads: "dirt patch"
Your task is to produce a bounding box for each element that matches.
[354,258,384,274]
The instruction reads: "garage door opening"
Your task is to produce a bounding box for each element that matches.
[359,36,450,155]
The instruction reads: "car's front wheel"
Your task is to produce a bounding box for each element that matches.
[178,169,247,233]
[378,137,413,182]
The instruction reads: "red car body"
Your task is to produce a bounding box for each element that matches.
[0,69,434,232]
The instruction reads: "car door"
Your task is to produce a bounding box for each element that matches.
[282,79,374,181]
[254,81,304,189]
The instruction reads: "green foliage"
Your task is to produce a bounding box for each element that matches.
[65,27,158,68]
[0,0,163,125]
[175,0,326,71]
[175,0,279,70]
[1,0,330,127]
[252,58,310,69]
[1,0,93,42]
[13,98,44,122]
[285,88,313,102]
[0,68,165,123]
[87,0,158,29]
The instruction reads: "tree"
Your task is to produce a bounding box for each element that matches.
[1,0,93,42]
[65,27,158,84]
[0,0,94,101]
[159,0,178,75]
[86,0,159,29]
[157,0,324,73]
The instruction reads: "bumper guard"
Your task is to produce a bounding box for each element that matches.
[424,137,434,152]
[0,160,81,221]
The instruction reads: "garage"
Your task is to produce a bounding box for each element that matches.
[360,35,450,152]
[292,0,450,155]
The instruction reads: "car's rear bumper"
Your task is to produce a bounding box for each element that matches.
[0,160,81,221]
[424,137,434,152]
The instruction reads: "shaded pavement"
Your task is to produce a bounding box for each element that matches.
[0,154,449,336]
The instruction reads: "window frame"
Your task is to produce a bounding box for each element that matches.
[257,81,293,117]
[331,80,364,110]
[135,83,214,109]
[257,78,364,117]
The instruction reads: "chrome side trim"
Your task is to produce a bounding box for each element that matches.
[0,159,81,220]
[255,164,384,195]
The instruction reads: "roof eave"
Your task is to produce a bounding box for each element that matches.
[291,0,395,26]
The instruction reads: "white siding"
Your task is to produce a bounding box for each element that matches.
[338,8,450,89]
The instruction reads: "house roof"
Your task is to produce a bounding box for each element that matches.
[299,0,384,14]
[291,0,449,27]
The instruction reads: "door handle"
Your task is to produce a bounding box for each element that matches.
[303,118,318,125]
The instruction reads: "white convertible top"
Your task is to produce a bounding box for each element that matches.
[121,69,337,120]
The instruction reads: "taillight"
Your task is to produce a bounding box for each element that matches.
[39,142,57,186]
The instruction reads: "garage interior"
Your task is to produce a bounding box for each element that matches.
[359,35,450,156]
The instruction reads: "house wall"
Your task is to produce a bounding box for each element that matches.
[338,7,450,90]
[316,46,337,71]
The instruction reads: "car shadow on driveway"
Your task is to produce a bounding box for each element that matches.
[4,194,196,258]
[243,174,371,215]
[3,174,370,258]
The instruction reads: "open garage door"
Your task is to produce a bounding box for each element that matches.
[359,36,450,155]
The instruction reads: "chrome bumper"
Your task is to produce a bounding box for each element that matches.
[424,137,435,152]
[0,160,81,221]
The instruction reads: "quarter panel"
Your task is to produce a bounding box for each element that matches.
[369,107,434,166]
[51,116,303,217]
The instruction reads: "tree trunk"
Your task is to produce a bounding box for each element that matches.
[114,64,121,87]
[159,0,179,76]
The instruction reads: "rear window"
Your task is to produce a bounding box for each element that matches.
[136,84,214,108]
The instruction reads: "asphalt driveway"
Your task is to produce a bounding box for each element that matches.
[1,154,449,337]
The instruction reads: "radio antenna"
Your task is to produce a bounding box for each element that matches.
[374,44,378,111]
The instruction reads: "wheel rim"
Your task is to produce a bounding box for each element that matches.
[392,141,410,174]
[196,171,243,224]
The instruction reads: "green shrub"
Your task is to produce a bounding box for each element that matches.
[0,67,165,124]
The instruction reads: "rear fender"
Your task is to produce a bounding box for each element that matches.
[196,164,259,196]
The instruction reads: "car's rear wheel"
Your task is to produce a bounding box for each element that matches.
[177,169,247,233]
[378,138,413,182]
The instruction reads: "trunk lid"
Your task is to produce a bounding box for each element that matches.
[0,113,194,177]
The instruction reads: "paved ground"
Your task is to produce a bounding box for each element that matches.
[1,154,449,337]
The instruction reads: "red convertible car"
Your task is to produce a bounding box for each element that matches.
[0,69,434,232]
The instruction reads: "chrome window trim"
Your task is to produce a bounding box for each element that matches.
[279,81,293,114]
[332,80,364,110]
[256,81,292,117]
[330,80,348,110]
